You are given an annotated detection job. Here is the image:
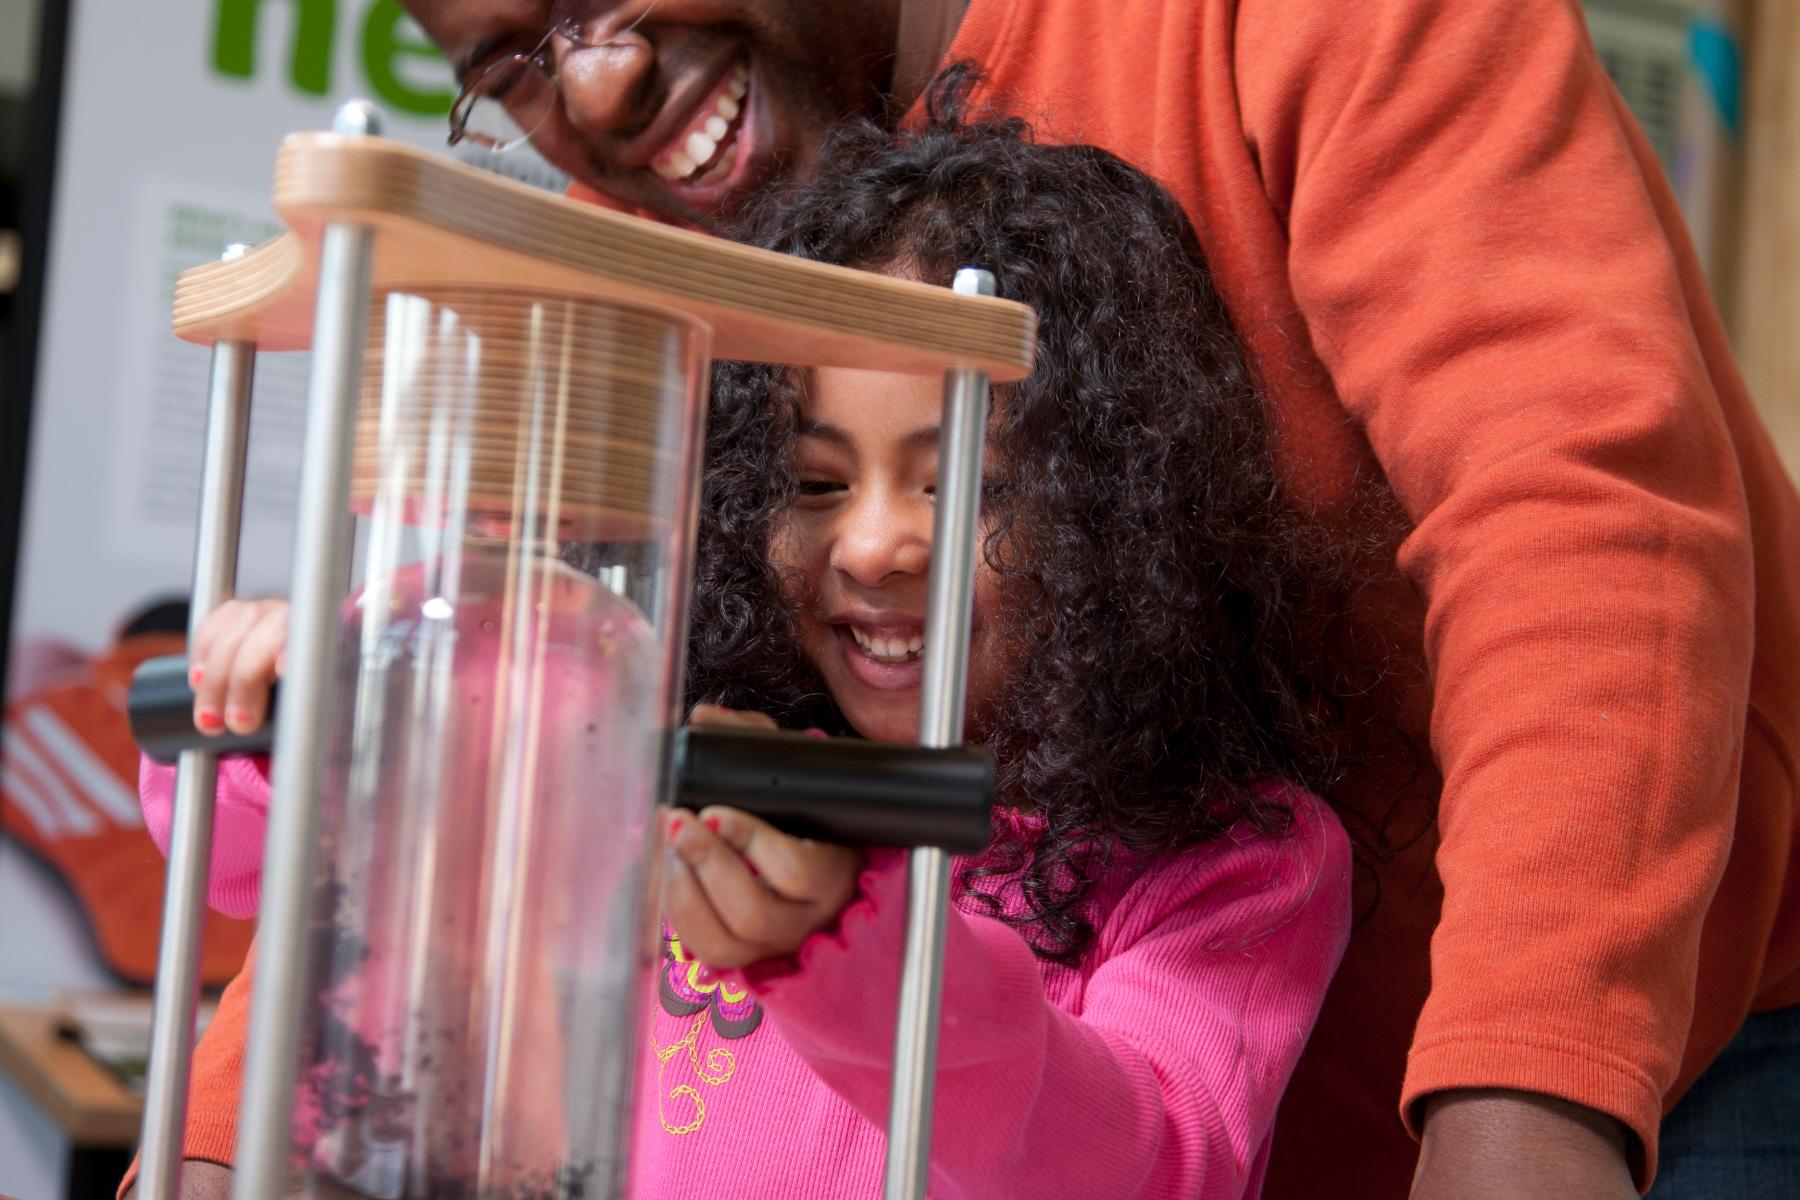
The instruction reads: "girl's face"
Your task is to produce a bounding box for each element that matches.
[771,365,1013,744]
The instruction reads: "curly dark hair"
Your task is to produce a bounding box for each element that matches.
[684,68,1358,965]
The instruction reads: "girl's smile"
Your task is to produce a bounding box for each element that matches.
[832,619,925,689]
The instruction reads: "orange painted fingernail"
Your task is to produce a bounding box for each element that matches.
[188,664,205,686]
[669,816,684,838]
[226,706,254,729]
[195,707,223,732]
[704,815,722,834]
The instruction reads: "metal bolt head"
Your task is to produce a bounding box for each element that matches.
[332,100,384,137]
[952,268,996,297]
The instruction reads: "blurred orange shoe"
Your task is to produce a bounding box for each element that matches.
[1,630,254,987]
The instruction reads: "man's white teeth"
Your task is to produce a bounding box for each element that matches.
[653,67,750,182]
[851,626,925,663]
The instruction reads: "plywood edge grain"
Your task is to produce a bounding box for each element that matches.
[172,134,1036,380]
[172,232,314,350]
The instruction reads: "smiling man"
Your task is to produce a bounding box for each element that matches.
[434,0,910,224]
[133,2,1800,1199]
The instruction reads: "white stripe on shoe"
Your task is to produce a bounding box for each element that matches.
[3,726,99,835]
[20,705,143,826]
[1,760,65,839]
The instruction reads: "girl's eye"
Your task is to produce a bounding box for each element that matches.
[923,480,1009,500]
[796,479,846,499]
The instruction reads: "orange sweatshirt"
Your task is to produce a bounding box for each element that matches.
[142,1,1799,1196]
[937,0,1797,1194]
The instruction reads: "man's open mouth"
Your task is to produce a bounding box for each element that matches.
[651,61,749,185]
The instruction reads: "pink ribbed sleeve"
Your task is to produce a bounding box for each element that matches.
[138,753,272,919]
[743,792,1351,1200]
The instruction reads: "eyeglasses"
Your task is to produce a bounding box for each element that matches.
[448,2,657,152]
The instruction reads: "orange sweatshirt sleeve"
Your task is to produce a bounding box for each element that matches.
[118,952,252,1196]
[1233,0,1754,1183]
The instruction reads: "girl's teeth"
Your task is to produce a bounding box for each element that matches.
[704,115,728,140]
[718,95,741,121]
[851,627,925,662]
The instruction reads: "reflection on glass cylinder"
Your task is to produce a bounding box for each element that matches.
[292,288,706,1199]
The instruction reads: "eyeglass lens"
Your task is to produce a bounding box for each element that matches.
[456,58,556,151]
[453,1,658,151]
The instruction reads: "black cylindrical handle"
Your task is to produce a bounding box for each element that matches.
[129,655,994,853]
[672,727,993,854]
[130,654,277,763]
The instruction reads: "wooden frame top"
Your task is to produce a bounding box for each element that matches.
[172,134,1037,381]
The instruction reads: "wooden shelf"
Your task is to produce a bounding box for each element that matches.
[172,133,1037,382]
[0,1005,142,1148]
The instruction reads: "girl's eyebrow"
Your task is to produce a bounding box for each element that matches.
[799,419,940,451]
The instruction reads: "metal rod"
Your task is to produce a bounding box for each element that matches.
[231,100,381,1200]
[138,246,258,1200]
[883,266,996,1200]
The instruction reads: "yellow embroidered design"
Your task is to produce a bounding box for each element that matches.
[653,1011,738,1135]
[661,930,765,1037]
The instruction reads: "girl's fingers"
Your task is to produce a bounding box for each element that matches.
[666,810,817,953]
[193,602,268,731]
[699,806,860,906]
[661,854,763,970]
[687,704,780,732]
[223,608,289,734]
[187,602,239,671]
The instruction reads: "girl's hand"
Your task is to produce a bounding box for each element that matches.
[189,598,289,736]
[663,705,865,969]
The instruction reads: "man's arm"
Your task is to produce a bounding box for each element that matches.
[121,1160,232,1200]
[1412,1090,1636,1199]
[116,952,253,1198]
[1233,0,1755,1191]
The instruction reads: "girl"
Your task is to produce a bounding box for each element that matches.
[151,79,1354,1200]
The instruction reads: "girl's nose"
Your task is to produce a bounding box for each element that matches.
[553,33,656,137]
[830,497,932,588]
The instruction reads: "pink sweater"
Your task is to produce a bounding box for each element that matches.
[141,755,271,919]
[141,760,1349,1199]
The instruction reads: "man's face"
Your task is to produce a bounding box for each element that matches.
[406,1,903,226]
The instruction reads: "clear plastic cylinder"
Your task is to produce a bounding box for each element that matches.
[291,287,707,1199]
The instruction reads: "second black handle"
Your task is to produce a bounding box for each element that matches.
[129,655,993,853]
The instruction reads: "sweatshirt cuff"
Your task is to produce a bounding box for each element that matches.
[740,848,908,993]
[116,1110,237,1198]
[1402,1033,1664,1192]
